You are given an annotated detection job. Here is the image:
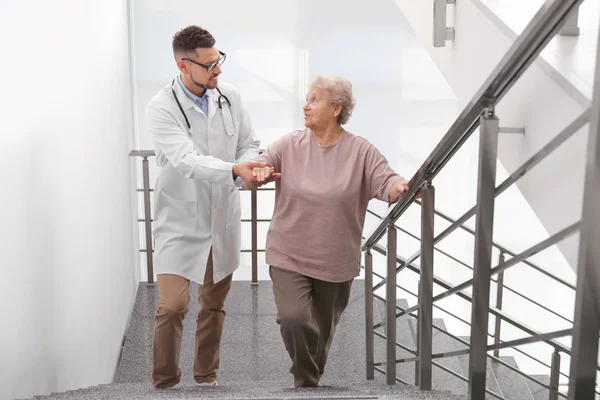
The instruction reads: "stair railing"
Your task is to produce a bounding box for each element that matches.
[129,149,273,285]
[364,206,579,395]
[361,0,600,399]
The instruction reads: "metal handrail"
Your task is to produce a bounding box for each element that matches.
[372,329,506,400]
[361,14,589,388]
[384,294,569,399]
[129,150,156,284]
[363,45,589,391]
[422,108,587,272]
[370,242,600,393]
[365,224,597,396]
[374,288,568,399]
[368,241,574,355]
[362,0,583,252]
[363,0,597,395]
[396,223,579,319]
[366,105,587,291]
[367,249,576,394]
[368,269,567,379]
[368,268,474,329]
[372,274,574,398]
[370,271,575,387]
[366,209,575,325]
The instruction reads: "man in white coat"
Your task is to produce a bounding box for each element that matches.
[146,25,277,389]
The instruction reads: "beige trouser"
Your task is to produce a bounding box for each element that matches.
[152,251,232,388]
[269,266,353,388]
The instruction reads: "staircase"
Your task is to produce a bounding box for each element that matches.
[372,297,555,400]
[23,282,465,400]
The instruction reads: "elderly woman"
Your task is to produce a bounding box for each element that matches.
[247,76,409,387]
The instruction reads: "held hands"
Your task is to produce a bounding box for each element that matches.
[233,161,281,189]
[252,166,281,184]
[233,161,268,185]
[241,167,281,189]
[241,166,281,189]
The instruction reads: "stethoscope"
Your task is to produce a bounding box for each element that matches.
[171,79,236,136]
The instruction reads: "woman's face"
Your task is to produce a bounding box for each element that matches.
[303,86,340,131]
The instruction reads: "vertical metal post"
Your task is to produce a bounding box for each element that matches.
[468,109,499,400]
[549,349,561,400]
[560,6,580,36]
[251,187,258,285]
[568,17,600,400]
[415,281,421,386]
[250,286,259,379]
[365,251,375,380]
[568,280,598,399]
[433,0,456,47]
[142,156,154,285]
[419,182,435,390]
[386,223,397,385]
[493,253,505,358]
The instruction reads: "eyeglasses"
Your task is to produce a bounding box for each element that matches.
[182,51,226,72]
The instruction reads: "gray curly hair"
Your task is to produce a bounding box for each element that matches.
[309,76,356,125]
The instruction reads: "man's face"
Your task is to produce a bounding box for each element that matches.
[180,47,223,90]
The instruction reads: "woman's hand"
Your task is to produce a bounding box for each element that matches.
[389,179,410,203]
[242,167,281,189]
[253,166,278,183]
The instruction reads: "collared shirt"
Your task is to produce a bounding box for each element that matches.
[177,75,209,116]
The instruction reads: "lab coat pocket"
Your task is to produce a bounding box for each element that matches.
[225,188,241,230]
[155,191,198,235]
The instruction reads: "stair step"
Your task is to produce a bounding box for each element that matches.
[454,336,504,399]
[373,298,416,384]
[115,281,367,387]
[406,318,468,396]
[524,374,551,400]
[491,356,535,400]
[25,380,467,400]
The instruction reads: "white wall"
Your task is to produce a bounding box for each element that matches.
[395,0,588,270]
[394,0,584,379]
[0,1,139,399]
[479,0,600,102]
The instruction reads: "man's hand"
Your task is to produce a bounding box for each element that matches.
[389,179,410,203]
[242,166,281,189]
[253,166,281,183]
[232,160,268,185]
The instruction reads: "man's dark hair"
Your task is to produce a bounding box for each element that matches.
[172,25,215,57]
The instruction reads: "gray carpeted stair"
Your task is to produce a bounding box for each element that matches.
[22,282,551,400]
[453,336,536,400]
[524,374,551,400]
[452,335,504,399]
[407,318,469,396]
[491,356,535,400]
[373,297,417,385]
[23,282,465,400]
[368,295,557,400]
[25,380,468,400]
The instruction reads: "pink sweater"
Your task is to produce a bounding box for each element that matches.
[258,128,402,282]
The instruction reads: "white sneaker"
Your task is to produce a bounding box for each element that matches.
[198,381,218,387]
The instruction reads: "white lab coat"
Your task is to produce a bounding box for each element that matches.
[146,78,260,284]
